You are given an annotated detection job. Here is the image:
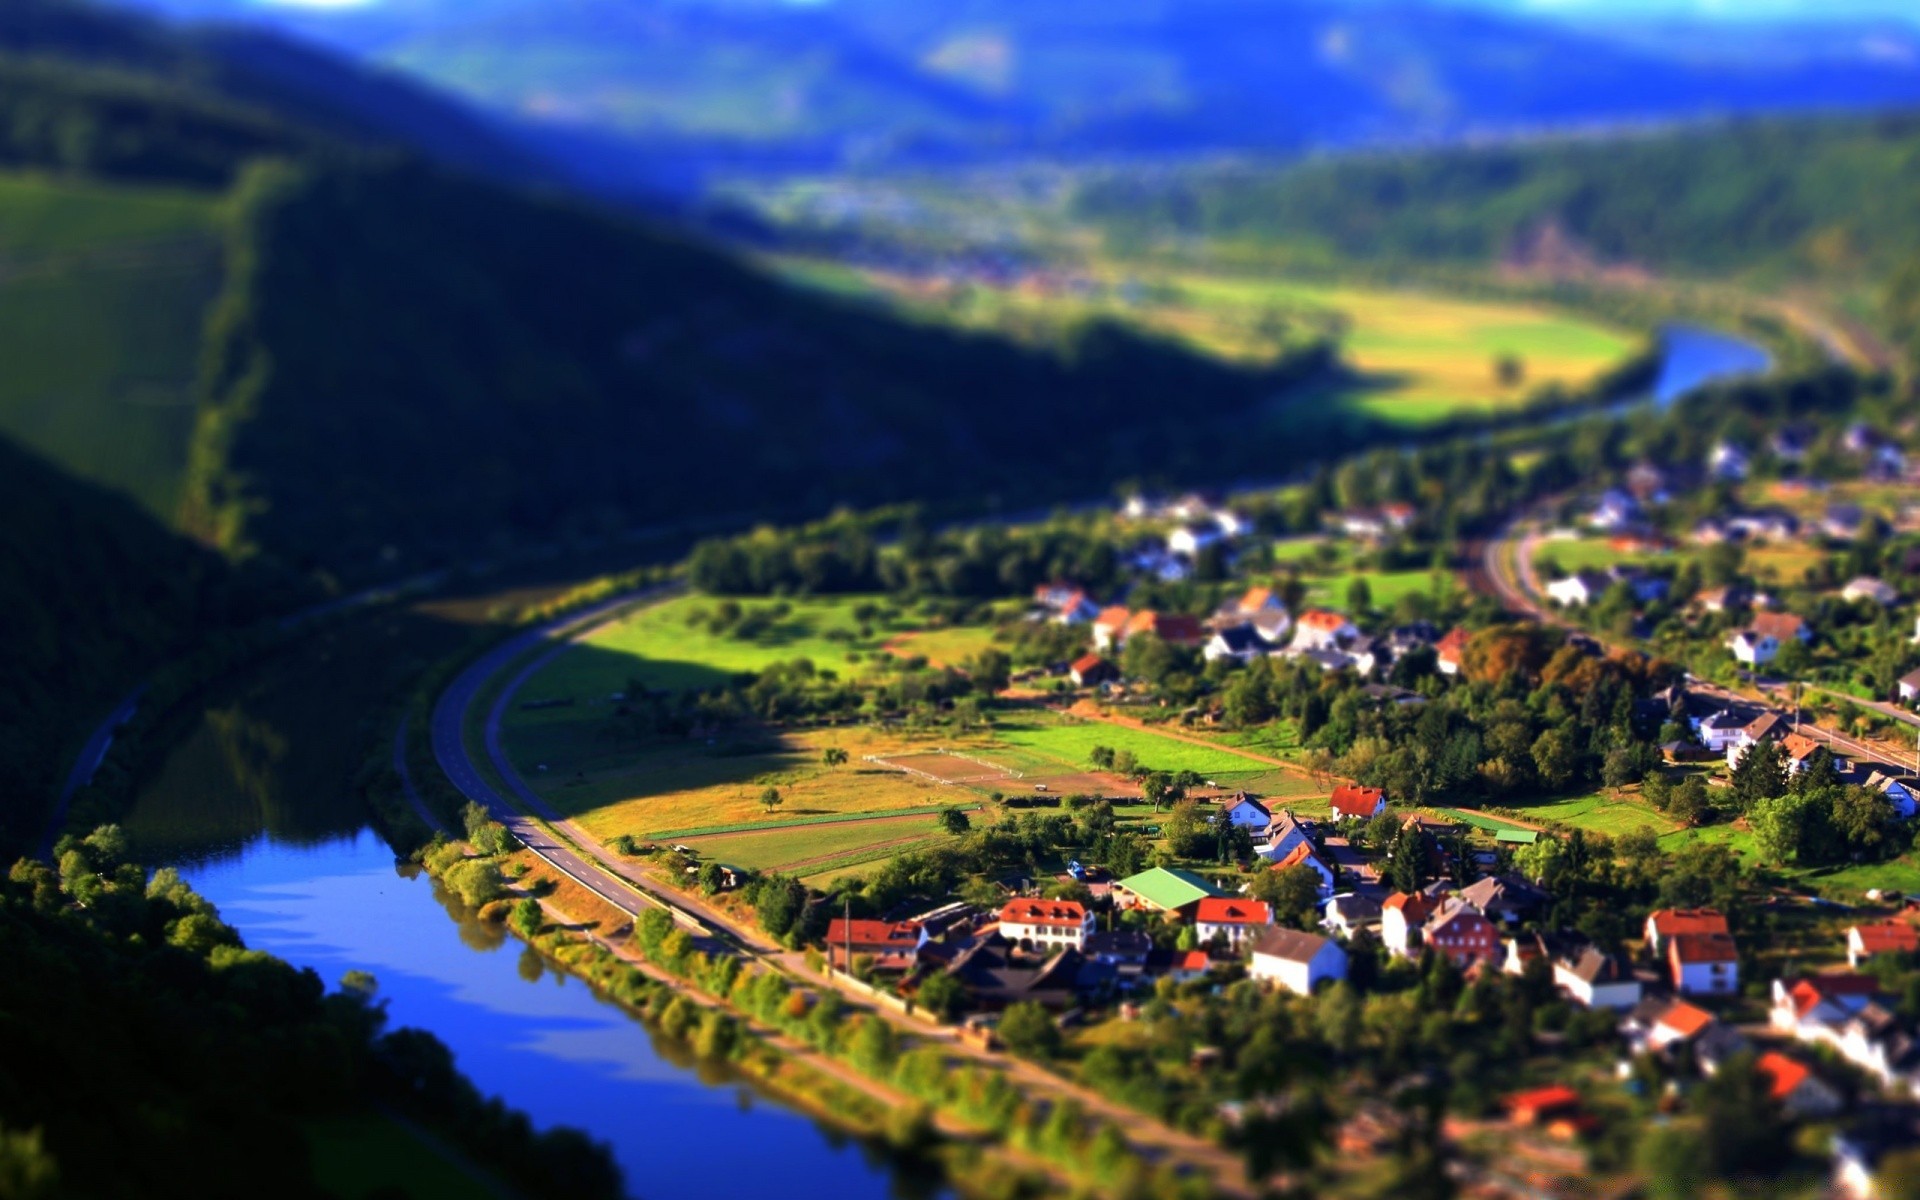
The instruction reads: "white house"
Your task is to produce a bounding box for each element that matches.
[1865,771,1920,818]
[1248,928,1348,996]
[1168,522,1225,557]
[1381,891,1440,958]
[1329,785,1387,823]
[1194,898,1273,949]
[1033,583,1099,624]
[1223,796,1273,830]
[1204,625,1272,664]
[1669,932,1740,996]
[1546,569,1610,607]
[1725,712,1789,771]
[1555,946,1644,1010]
[1710,441,1751,482]
[1693,709,1750,753]
[996,899,1095,951]
[1290,609,1357,652]
[1729,629,1780,667]
[1257,812,1311,862]
[1587,489,1641,532]
[1321,894,1382,939]
[1844,577,1901,607]
[1899,669,1920,706]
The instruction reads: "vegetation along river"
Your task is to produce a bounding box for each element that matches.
[109,321,1770,1200]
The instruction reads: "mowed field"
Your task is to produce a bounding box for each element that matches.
[0,172,227,517]
[777,255,1638,429]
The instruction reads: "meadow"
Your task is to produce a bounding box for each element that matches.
[0,172,226,517]
[775,255,1638,429]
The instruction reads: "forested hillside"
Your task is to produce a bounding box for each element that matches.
[1069,112,1920,366]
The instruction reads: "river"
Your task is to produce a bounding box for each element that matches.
[110,321,1769,1200]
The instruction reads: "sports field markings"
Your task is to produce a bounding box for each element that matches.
[865,748,1022,785]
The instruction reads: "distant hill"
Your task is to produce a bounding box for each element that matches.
[107,0,1920,183]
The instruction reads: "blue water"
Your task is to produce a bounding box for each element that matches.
[1647,323,1773,409]
[182,829,922,1200]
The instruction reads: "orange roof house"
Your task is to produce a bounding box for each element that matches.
[1330,785,1386,821]
[1751,612,1810,643]
[1194,898,1273,926]
[998,899,1090,929]
[1644,908,1730,952]
[1297,609,1351,634]
[1506,1085,1582,1127]
[1849,921,1920,967]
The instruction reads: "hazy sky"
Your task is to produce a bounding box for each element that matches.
[250,0,1920,21]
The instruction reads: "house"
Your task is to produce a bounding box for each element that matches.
[1756,1051,1845,1119]
[1726,712,1789,770]
[1381,892,1441,958]
[1423,900,1501,969]
[1257,811,1312,861]
[1644,908,1730,956]
[1587,488,1641,532]
[1756,611,1811,646]
[1669,931,1740,996]
[1547,569,1611,608]
[1771,422,1817,462]
[1553,944,1644,1010]
[1322,893,1383,938]
[1091,606,1133,652]
[1773,972,1884,1035]
[1710,441,1751,482]
[1693,707,1754,753]
[1459,874,1550,926]
[997,899,1095,951]
[824,919,928,973]
[1624,996,1722,1055]
[1824,503,1869,542]
[1834,1108,1920,1200]
[1435,627,1470,676]
[1610,564,1671,604]
[1155,947,1215,985]
[1204,625,1273,664]
[1034,583,1099,624]
[1194,898,1274,948]
[1775,974,1920,1100]
[1248,928,1348,996]
[1781,732,1844,776]
[1694,583,1753,614]
[1849,921,1920,969]
[942,938,1085,1010]
[1899,669,1920,706]
[1329,785,1387,823]
[1505,1085,1584,1130]
[1084,930,1153,967]
[1112,867,1224,916]
[1271,841,1337,898]
[1168,521,1225,558]
[1230,586,1290,623]
[1290,609,1358,652]
[1122,610,1204,648]
[1865,770,1920,818]
[1069,653,1120,689]
[1728,628,1781,667]
[1222,796,1273,831]
[1625,461,1671,503]
[1845,577,1901,607]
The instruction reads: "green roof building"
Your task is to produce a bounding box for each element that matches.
[1114,867,1225,914]
[1495,829,1541,845]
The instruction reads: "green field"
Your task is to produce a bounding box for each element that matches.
[0,173,226,516]
[1502,790,1679,838]
[777,255,1639,429]
[993,712,1270,780]
[685,816,951,872]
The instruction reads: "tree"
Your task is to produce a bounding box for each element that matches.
[997,1001,1061,1060]
[1834,785,1899,858]
[760,786,783,815]
[510,897,543,938]
[1347,577,1373,614]
[1088,745,1115,770]
[1728,740,1787,811]
[915,971,963,1022]
[822,747,849,770]
[1494,353,1525,387]
[1252,865,1324,929]
[1669,775,1710,827]
[1530,726,1579,791]
[939,808,971,835]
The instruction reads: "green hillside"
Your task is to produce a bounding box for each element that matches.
[0,172,223,516]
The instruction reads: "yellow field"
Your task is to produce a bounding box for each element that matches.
[774,256,1638,427]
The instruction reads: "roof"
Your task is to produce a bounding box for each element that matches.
[1214,625,1271,653]
[1742,712,1787,742]
[1274,841,1329,874]
[1085,930,1152,957]
[1505,1086,1581,1116]
[1070,652,1112,675]
[1782,732,1823,763]
[1435,627,1470,660]
[1330,785,1384,818]
[1383,891,1439,924]
[1249,927,1335,964]
[1175,949,1212,972]
[1239,586,1278,611]
[1901,667,1920,690]
[1227,796,1272,820]
[1093,605,1131,630]
[1647,908,1730,940]
[1195,898,1272,925]
[1853,922,1920,956]
[1756,1052,1814,1103]
[1495,829,1541,844]
[825,919,922,950]
[1786,973,1883,1019]
[1116,867,1224,911]
[1669,931,1738,964]
[998,899,1088,928]
[1751,611,1808,642]
[1297,609,1351,633]
[1655,999,1716,1038]
[1428,901,1494,937]
[1459,873,1548,914]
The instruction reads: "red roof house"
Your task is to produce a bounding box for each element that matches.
[1330,785,1387,822]
[824,919,927,972]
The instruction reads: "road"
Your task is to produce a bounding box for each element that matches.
[427,588,1259,1196]
[43,687,143,857]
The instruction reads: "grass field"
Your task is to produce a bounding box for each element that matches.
[684,817,952,872]
[0,172,226,517]
[1503,788,1680,837]
[776,254,1638,429]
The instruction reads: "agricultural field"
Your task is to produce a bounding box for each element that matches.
[1531,535,1676,576]
[773,255,1639,429]
[0,172,227,517]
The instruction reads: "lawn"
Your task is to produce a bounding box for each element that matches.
[1532,536,1673,576]
[684,815,954,873]
[884,623,1004,668]
[1502,789,1680,838]
[0,172,225,516]
[991,710,1276,781]
[1303,568,1439,613]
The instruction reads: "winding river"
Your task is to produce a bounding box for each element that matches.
[111,320,1770,1200]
